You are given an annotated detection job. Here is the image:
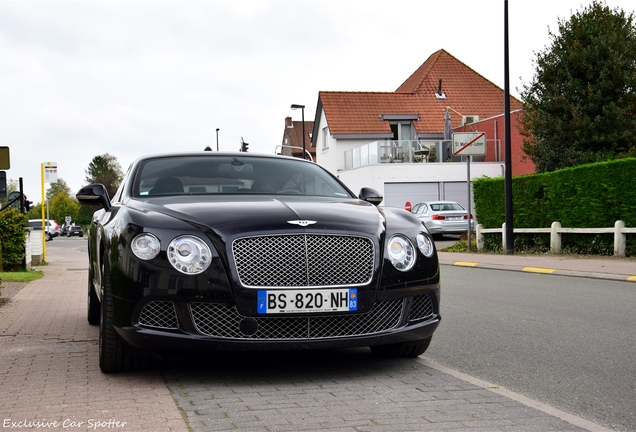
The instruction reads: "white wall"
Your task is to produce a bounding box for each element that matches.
[315,109,338,174]
[337,162,505,198]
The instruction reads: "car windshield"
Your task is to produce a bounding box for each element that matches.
[132,155,353,198]
[430,203,465,211]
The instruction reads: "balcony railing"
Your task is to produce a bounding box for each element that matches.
[344,140,436,169]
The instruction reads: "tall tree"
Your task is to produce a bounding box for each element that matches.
[46,178,72,200]
[520,1,636,173]
[49,193,81,225]
[84,153,124,198]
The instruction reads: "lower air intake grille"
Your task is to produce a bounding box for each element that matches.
[408,295,434,321]
[138,301,179,329]
[190,298,404,340]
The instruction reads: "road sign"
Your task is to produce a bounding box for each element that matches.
[452,132,486,156]
[0,147,9,169]
[44,161,58,183]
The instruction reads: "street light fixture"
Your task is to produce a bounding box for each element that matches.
[216,128,220,151]
[290,104,306,160]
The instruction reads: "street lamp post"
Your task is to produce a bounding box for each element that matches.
[216,128,220,151]
[290,104,306,159]
[503,0,514,254]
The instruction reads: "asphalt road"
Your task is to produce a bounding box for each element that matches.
[423,265,636,432]
[45,235,632,430]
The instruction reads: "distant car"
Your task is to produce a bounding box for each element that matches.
[60,225,70,236]
[76,152,441,373]
[27,219,60,241]
[67,226,84,237]
[411,201,474,238]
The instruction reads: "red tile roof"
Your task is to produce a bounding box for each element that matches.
[286,120,314,148]
[319,49,523,135]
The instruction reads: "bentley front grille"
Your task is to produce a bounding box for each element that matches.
[232,234,374,287]
[138,301,179,329]
[190,298,403,339]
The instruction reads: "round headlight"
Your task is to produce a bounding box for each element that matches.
[131,233,160,260]
[387,235,416,272]
[167,235,212,275]
[417,232,435,257]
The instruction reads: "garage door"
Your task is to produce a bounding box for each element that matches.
[440,182,472,211]
[383,182,438,209]
[383,181,471,211]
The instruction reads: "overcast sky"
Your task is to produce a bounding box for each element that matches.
[2,0,634,204]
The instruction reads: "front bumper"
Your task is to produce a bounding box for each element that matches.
[114,290,440,352]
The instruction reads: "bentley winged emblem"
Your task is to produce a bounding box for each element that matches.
[287,220,317,227]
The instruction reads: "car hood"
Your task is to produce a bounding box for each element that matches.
[130,196,385,238]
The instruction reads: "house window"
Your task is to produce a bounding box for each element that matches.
[389,121,414,141]
[322,127,329,150]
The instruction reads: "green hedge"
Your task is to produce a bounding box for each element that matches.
[0,209,28,269]
[473,158,636,256]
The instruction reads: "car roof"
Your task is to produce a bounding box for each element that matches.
[416,201,461,205]
[131,152,311,164]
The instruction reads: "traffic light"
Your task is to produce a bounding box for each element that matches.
[241,141,249,152]
[0,171,6,199]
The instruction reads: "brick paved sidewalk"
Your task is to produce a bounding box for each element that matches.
[0,245,614,432]
[0,249,187,431]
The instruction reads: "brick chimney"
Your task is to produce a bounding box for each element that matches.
[285,116,293,128]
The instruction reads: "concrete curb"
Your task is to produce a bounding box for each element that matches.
[439,259,636,283]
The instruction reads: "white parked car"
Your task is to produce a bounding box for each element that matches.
[411,201,474,238]
[28,219,60,241]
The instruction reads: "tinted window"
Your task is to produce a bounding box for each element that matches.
[430,203,465,211]
[132,155,353,198]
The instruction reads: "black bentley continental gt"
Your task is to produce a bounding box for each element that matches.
[77,153,441,373]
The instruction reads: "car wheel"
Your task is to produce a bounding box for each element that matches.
[99,262,150,373]
[87,274,100,325]
[46,232,52,241]
[369,336,432,358]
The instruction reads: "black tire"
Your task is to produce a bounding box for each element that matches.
[99,262,150,373]
[87,274,100,325]
[369,336,432,358]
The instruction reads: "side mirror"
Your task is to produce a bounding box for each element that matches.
[358,187,383,206]
[76,184,111,211]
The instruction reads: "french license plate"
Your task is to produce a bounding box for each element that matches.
[257,288,358,314]
[448,216,463,221]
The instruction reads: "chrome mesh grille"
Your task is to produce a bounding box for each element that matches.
[190,298,403,340]
[232,234,374,287]
[408,295,434,321]
[138,301,179,329]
